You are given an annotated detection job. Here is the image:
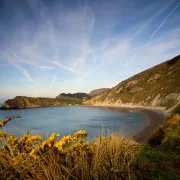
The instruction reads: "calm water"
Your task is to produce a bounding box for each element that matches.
[0,106,149,138]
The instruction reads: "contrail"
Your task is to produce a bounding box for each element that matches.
[146,1,180,47]
[125,0,179,67]
[131,0,175,40]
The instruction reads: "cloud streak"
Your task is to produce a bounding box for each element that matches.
[125,0,180,67]
[130,0,175,40]
[51,61,81,75]
[0,0,95,81]
[14,64,34,83]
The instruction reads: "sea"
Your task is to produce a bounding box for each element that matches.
[0,106,149,139]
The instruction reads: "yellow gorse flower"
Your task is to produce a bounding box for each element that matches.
[74,130,87,138]
[28,135,43,142]
[0,130,93,162]
[39,133,60,149]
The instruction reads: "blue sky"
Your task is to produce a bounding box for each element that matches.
[0,0,180,101]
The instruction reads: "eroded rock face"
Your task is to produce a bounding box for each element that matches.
[84,55,180,113]
[0,96,69,109]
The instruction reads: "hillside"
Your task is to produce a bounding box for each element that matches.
[89,88,110,97]
[0,96,69,109]
[84,55,180,113]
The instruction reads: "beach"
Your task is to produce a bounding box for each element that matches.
[133,109,168,143]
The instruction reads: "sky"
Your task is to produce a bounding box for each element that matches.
[0,0,180,101]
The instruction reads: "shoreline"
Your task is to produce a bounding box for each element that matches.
[82,104,169,143]
[133,109,168,143]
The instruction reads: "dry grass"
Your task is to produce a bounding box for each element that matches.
[0,131,139,180]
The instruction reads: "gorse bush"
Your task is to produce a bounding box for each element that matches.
[148,114,180,150]
[0,130,139,180]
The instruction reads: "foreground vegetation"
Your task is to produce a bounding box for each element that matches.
[0,116,21,127]
[138,113,180,179]
[0,114,180,179]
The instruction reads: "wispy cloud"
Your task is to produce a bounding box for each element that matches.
[130,0,175,40]
[51,61,80,75]
[146,1,180,46]
[0,0,95,81]
[14,64,34,83]
[39,66,55,71]
[125,0,180,67]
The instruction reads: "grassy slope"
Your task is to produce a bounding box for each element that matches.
[137,114,180,179]
[85,55,180,112]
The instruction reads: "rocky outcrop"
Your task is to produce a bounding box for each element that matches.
[0,96,69,109]
[84,55,180,113]
[89,88,110,97]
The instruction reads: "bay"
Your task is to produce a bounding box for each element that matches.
[0,106,149,139]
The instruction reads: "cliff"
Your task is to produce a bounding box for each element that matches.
[89,88,110,97]
[0,96,69,109]
[84,55,180,113]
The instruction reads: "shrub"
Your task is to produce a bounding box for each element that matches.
[148,125,165,147]
[148,114,180,149]
[0,130,139,180]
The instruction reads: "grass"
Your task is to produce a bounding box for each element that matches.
[137,113,180,179]
[137,147,180,180]
[0,113,180,179]
[0,131,139,179]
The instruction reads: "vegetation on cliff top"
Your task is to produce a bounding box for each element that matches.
[56,92,91,99]
[0,113,179,179]
[56,92,91,104]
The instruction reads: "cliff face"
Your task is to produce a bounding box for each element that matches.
[89,88,110,97]
[84,55,180,113]
[1,96,69,109]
